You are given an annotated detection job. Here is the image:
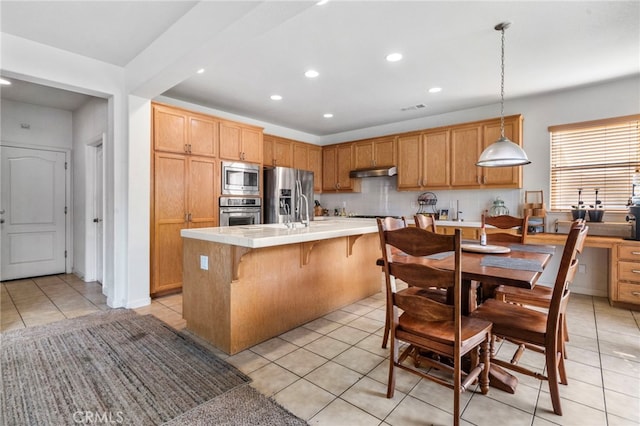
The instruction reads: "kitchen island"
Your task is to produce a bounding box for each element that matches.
[180,219,382,354]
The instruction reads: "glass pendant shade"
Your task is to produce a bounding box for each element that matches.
[477,136,531,167]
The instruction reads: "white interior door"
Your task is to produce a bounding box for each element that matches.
[94,145,103,284]
[0,146,67,281]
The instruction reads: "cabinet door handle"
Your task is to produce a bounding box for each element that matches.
[188,144,192,153]
[185,213,189,222]
[184,144,189,153]
[188,213,192,222]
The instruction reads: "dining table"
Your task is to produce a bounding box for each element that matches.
[382,240,557,393]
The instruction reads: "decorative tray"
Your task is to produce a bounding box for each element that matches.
[461,243,511,254]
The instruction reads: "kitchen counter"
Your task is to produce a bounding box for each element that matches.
[180,218,378,248]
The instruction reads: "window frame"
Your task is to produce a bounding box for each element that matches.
[549,114,640,213]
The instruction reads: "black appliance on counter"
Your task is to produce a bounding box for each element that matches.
[627,205,640,241]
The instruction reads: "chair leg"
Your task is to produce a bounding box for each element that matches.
[545,343,563,415]
[479,336,490,394]
[562,314,569,359]
[557,331,568,385]
[387,336,398,398]
[382,314,390,349]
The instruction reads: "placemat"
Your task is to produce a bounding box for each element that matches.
[480,255,544,272]
[425,251,454,260]
[509,244,556,254]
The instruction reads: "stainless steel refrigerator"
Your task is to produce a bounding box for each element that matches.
[263,166,314,224]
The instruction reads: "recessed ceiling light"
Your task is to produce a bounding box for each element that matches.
[196,68,205,74]
[0,78,11,85]
[428,87,442,93]
[316,0,329,5]
[323,113,333,118]
[386,53,403,62]
[305,70,320,78]
[270,94,283,101]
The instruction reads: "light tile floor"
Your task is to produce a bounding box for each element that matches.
[2,274,639,425]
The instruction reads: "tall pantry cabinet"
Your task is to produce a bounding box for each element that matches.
[151,103,219,296]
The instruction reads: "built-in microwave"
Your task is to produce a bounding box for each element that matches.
[221,161,260,196]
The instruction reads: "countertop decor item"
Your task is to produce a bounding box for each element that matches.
[417,192,438,215]
[489,197,509,217]
[476,22,531,168]
[588,188,605,222]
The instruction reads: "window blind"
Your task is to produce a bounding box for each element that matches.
[549,115,640,211]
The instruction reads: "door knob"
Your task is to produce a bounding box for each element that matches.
[93,218,102,223]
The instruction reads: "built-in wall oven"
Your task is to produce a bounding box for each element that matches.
[219,197,261,226]
[222,161,260,196]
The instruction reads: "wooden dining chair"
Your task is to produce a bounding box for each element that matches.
[378,216,407,349]
[377,220,492,426]
[468,222,588,416]
[494,219,587,360]
[413,213,437,233]
[479,213,530,301]
[484,213,529,244]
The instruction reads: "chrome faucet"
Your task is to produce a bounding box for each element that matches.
[296,180,310,227]
[281,200,292,228]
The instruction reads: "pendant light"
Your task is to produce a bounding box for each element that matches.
[477,22,531,167]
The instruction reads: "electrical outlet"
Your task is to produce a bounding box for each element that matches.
[200,255,208,270]
[578,264,586,274]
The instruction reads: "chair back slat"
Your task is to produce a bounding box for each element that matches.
[484,214,529,243]
[394,292,454,322]
[414,214,437,233]
[384,227,455,257]
[389,262,455,289]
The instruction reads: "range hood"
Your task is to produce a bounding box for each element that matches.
[349,166,397,178]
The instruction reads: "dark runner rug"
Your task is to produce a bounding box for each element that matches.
[0,309,305,425]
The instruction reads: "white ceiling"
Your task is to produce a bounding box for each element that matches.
[1,1,638,137]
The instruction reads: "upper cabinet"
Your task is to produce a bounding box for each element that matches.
[264,134,293,167]
[322,143,360,192]
[219,120,263,164]
[153,104,218,157]
[481,116,523,187]
[353,136,396,169]
[450,115,522,188]
[293,142,323,193]
[395,114,523,191]
[397,130,450,190]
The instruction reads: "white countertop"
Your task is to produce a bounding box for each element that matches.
[180,218,379,248]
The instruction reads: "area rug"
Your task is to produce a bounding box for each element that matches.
[1,309,305,425]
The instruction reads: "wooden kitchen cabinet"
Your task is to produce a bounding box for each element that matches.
[610,241,640,309]
[263,134,293,167]
[322,143,360,192]
[353,136,396,169]
[450,115,523,188]
[152,153,217,296]
[397,130,450,190]
[308,145,323,193]
[437,225,479,240]
[219,120,263,163]
[481,117,523,187]
[292,142,323,193]
[153,103,218,157]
